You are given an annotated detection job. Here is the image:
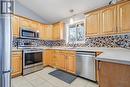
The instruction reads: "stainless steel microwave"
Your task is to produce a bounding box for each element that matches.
[20,28,39,39]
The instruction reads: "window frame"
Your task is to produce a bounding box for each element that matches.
[66,20,85,44]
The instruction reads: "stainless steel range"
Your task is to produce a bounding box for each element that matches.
[23,48,43,75]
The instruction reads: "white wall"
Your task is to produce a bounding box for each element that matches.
[14,1,49,24]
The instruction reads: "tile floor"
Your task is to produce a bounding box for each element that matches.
[11,67,99,87]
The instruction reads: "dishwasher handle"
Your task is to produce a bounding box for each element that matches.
[76,54,95,58]
[76,51,96,55]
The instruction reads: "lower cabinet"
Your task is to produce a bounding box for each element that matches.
[55,50,76,74]
[98,61,130,87]
[55,52,66,71]
[66,53,76,74]
[11,52,22,77]
[43,50,55,67]
[44,50,76,74]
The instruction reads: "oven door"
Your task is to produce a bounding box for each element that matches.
[23,50,43,69]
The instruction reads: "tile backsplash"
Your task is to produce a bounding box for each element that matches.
[85,33,130,48]
[13,33,130,48]
[12,37,65,47]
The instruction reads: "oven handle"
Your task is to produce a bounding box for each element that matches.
[24,51,43,53]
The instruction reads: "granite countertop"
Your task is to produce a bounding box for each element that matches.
[12,47,130,65]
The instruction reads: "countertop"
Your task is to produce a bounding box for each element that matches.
[12,47,130,65]
[12,48,22,52]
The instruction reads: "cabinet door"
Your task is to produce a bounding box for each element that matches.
[42,25,52,40]
[100,6,117,35]
[55,52,66,71]
[11,52,22,77]
[43,50,55,66]
[12,15,20,37]
[42,24,47,40]
[43,50,51,66]
[30,21,38,31]
[118,1,130,33]
[66,53,76,74]
[99,61,130,87]
[53,23,60,40]
[86,11,100,36]
[52,22,64,40]
[59,22,64,39]
[20,17,31,28]
[43,50,48,66]
[38,23,44,39]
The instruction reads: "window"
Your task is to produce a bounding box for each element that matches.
[67,22,85,44]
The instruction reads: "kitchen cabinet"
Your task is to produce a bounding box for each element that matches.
[117,1,130,33]
[19,17,32,28]
[44,50,76,74]
[98,61,130,87]
[12,15,20,37]
[66,52,76,74]
[12,15,54,39]
[43,50,55,66]
[52,22,64,40]
[38,23,44,39]
[86,11,100,36]
[42,25,53,40]
[55,51,66,71]
[100,6,117,35]
[19,17,39,32]
[30,21,38,31]
[11,52,22,77]
[86,1,130,36]
[55,50,76,74]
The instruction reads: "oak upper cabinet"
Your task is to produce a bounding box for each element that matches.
[12,15,20,37]
[55,51,66,71]
[98,61,130,87]
[19,17,32,28]
[30,21,38,31]
[38,23,44,39]
[117,1,130,33]
[42,24,53,40]
[11,52,22,77]
[100,6,117,35]
[86,11,100,36]
[52,22,64,40]
[66,52,76,74]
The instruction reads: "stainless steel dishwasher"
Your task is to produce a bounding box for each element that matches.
[76,51,96,81]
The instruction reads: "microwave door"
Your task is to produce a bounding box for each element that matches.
[21,29,39,39]
[22,30,34,38]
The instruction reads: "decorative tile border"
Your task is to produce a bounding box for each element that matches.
[85,33,130,48]
[12,37,65,47]
[12,33,130,48]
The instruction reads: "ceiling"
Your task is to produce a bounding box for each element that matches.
[16,0,110,24]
